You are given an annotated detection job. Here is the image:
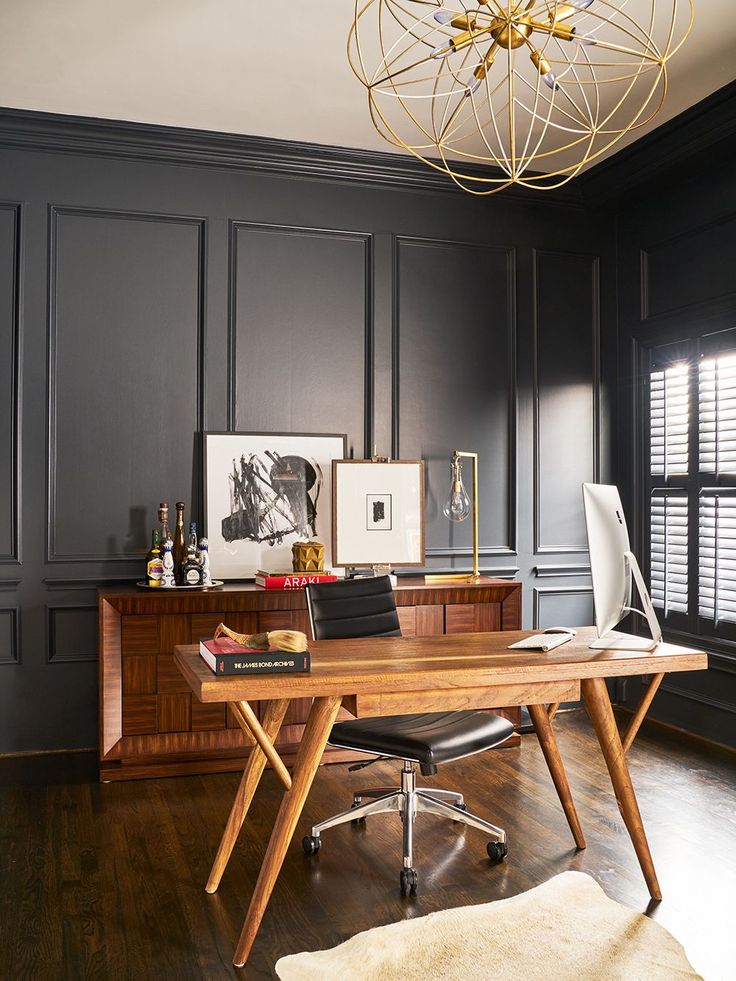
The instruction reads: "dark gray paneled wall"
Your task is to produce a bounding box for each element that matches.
[0,112,610,753]
[614,139,736,748]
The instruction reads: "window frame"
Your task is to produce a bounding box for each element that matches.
[643,328,736,649]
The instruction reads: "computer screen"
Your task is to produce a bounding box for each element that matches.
[582,482,662,651]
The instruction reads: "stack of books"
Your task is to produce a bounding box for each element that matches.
[199,636,311,675]
[254,569,337,589]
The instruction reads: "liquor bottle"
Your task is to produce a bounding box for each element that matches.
[161,538,176,588]
[198,537,212,585]
[180,544,204,586]
[158,502,171,547]
[173,502,187,583]
[145,530,163,587]
[189,522,199,561]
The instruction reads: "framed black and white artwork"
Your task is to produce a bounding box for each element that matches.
[332,460,425,568]
[204,432,347,580]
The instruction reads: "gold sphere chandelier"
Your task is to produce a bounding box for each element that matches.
[348,1,694,193]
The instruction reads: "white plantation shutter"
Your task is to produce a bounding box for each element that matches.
[699,353,736,474]
[699,493,736,624]
[650,363,689,476]
[650,491,689,615]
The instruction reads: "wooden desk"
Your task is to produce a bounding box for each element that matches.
[174,627,707,967]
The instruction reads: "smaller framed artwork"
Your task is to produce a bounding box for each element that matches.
[332,460,425,568]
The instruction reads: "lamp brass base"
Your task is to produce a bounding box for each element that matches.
[424,573,483,584]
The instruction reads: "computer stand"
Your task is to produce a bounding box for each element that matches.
[589,550,663,652]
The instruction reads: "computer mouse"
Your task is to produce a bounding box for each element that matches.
[543,627,577,636]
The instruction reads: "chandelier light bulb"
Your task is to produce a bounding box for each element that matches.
[348,0,693,194]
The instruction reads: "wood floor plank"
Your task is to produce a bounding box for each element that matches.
[0,712,733,980]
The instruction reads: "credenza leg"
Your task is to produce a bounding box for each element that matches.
[232,694,343,968]
[528,702,586,850]
[206,698,291,894]
[582,676,662,901]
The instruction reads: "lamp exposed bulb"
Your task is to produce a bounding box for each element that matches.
[570,0,594,8]
[573,30,597,44]
[466,74,483,96]
[433,9,454,24]
[543,70,559,90]
[443,458,471,522]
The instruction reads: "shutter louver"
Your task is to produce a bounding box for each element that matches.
[699,492,736,624]
[650,491,689,615]
[699,353,736,474]
[650,363,689,475]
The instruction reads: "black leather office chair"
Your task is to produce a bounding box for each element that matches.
[302,576,514,895]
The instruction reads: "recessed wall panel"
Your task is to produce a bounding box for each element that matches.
[643,212,736,320]
[396,237,514,556]
[49,209,203,561]
[0,205,19,561]
[47,606,98,663]
[0,608,19,664]
[232,224,369,452]
[534,587,594,629]
[535,251,599,553]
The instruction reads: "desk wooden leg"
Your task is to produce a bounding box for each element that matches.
[621,673,664,755]
[206,698,291,894]
[528,703,586,850]
[582,676,662,901]
[232,694,342,968]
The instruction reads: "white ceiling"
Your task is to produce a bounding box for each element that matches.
[0,1,733,170]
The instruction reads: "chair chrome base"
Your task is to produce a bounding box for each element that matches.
[305,761,506,893]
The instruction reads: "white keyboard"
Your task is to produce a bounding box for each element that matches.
[507,633,575,652]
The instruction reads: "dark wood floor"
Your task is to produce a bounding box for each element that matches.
[1,709,734,981]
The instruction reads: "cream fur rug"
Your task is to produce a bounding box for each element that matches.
[276,871,700,981]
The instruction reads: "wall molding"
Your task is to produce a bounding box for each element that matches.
[579,80,736,205]
[532,249,601,554]
[658,680,736,716]
[46,604,98,664]
[0,107,583,208]
[0,202,22,565]
[534,564,591,578]
[393,234,517,555]
[0,607,20,665]
[532,585,594,630]
[46,205,207,563]
[227,221,374,455]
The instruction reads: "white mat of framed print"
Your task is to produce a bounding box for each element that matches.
[204,432,347,580]
[332,460,425,568]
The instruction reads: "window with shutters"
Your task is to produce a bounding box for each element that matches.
[646,332,736,645]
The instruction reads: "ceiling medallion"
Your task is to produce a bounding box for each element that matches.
[348,1,694,193]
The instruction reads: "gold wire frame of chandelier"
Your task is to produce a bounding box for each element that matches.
[347,0,694,194]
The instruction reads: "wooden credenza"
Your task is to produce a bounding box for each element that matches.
[98,577,522,781]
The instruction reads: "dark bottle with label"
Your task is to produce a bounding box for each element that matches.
[173,502,187,583]
[189,522,199,561]
[145,530,163,587]
[180,544,204,586]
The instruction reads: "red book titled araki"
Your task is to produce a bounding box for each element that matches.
[254,571,337,589]
[199,637,310,675]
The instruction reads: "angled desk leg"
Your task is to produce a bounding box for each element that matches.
[528,703,586,850]
[233,694,343,968]
[621,673,665,755]
[582,677,662,901]
[206,698,291,894]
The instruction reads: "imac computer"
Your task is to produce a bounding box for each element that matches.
[582,483,662,651]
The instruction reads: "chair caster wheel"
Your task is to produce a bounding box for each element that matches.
[351,802,366,825]
[302,835,321,856]
[486,841,508,863]
[452,802,468,822]
[400,867,418,896]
